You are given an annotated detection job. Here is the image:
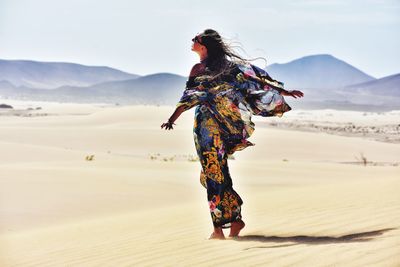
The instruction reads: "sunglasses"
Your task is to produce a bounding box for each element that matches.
[192,35,202,44]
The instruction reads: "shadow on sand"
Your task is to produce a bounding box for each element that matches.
[231,228,396,250]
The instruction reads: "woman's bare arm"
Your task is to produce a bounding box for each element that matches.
[161,105,185,130]
[168,105,185,124]
[161,63,206,130]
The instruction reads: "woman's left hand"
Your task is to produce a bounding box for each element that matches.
[284,90,304,98]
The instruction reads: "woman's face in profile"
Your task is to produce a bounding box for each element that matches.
[191,35,205,53]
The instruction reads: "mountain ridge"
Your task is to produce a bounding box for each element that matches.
[0,59,139,89]
[0,55,398,111]
[266,54,375,89]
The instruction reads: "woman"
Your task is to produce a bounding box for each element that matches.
[161,29,303,240]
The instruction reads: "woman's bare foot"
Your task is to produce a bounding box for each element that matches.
[229,219,245,237]
[208,227,225,240]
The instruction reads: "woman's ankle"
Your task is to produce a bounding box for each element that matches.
[213,226,223,233]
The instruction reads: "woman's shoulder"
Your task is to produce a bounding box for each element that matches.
[189,62,207,77]
[186,63,208,87]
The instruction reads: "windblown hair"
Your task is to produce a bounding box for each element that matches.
[197,29,267,80]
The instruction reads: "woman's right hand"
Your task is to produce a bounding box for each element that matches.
[161,120,175,130]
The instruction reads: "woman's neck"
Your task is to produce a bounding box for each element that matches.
[200,55,208,63]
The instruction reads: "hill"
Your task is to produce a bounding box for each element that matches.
[0,59,139,89]
[266,54,375,89]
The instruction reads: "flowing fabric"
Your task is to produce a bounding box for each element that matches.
[176,62,291,228]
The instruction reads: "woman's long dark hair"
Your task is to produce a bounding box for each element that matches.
[197,29,267,80]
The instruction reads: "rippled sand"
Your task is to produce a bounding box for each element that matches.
[0,100,399,266]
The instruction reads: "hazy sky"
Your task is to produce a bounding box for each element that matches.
[1,0,399,78]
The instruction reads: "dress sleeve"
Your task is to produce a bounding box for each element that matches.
[235,63,291,117]
[250,64,285,92]
[176,76,207,111]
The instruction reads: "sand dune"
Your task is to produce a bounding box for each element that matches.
[0,101,399,266]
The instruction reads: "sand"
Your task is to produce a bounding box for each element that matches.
[0,100,399,266]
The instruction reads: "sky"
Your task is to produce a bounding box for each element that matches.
[0,0,399,78]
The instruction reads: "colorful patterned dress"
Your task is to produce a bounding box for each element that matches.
[176,62,291,228]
